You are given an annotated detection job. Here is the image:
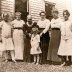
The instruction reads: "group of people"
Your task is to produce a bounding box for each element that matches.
[0,8,72,67]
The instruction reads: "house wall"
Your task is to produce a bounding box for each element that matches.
[1,0,15,15]
[29,0,45,22]
[45,0,72,19]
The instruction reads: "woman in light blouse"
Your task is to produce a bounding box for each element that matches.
[47,8,61,64]
[37,11,50,64]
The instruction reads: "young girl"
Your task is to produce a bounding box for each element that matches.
[58,10,72,66]
[1,13,16,63]
[30,22,42,65]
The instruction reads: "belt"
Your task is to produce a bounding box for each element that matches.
[52,28,60,30]
[39,28,45,30]
[13,27,23,30]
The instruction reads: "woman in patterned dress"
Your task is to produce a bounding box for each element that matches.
[23,15,33,62]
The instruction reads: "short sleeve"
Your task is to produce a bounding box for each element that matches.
[0,21,4,27]
[43,19,50,34]
[21,20,25,25]
[11,20,15,26]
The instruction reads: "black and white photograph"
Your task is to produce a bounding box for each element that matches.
[0,0,72,72]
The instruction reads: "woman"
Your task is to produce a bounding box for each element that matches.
[47,8,61,64]
[58,10,72,66]
[12,12,25,60]
[23,15,33,62]
[37,11,50,64]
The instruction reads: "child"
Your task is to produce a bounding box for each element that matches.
[1,13,16,63]
[30,22,42,65]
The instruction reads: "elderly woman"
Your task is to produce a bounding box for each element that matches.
[12,12,25,60]
[37,11,50,64]
[23,15,33,62]
[47,8,61,64]
[58,10,72,66]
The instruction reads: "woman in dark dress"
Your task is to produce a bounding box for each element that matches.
[47,8,61,64]
[23,15,33,62]
[37,11,50,64]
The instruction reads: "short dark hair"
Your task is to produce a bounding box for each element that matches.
[39,11,46,16]
[32,22,39,29]
[63,10,70,17]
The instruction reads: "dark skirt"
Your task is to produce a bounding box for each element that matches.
[24,37,33,62]
[39,29,50,63]
[47,28,61,62]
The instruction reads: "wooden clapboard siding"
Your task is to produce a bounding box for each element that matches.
[29,0,45,22]
[1,0,15,14]
[0,0,1,14]
[55,0,65,18]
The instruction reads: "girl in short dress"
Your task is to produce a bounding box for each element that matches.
[30,22,42,65]
[1,13,16,63]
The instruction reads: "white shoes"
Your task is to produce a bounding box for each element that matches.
[36,62,39,65]
[5,59,8,63]
[12,60,17,63]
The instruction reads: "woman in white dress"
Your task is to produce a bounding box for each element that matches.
[58,10,72,66]
[12,12,25,60]
[1,13,16,63]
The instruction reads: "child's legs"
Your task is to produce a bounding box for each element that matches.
[68,56,71,62]
[37,54,40,63]
[34,55,37,62]
[10,50,15,61]
[3,51,8,60]
[2,37,8,60]
[61,56,66,63]
[67,56,71,65]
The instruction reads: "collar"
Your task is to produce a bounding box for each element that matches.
[27,22,33,27]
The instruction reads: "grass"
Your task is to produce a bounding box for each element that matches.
[0,59,72,72]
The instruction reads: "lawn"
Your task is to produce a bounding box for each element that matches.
[0,59,72,72]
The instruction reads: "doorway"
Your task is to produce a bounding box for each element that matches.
[45,2,55,21]
[15,0,28,22]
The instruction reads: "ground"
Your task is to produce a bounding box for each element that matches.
[0,59,72,72]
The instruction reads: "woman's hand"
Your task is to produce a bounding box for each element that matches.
[40,32,44,37]
[37,47,39,51]
[49,31,51,37]
[29,33,31,37]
